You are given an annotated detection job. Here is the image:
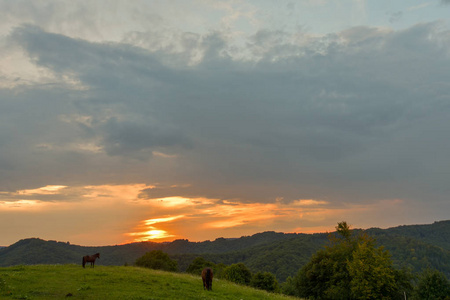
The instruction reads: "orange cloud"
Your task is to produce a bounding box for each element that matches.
[17,185,67,195]
[0,200,44,210]
[127,215,186,242]
[292,199,329,206]
[202,201,279,229]
[143,215,186,226]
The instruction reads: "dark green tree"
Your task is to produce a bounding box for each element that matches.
[135,250,177,272]
[296,222,411,299]
[214,262,227,279]
[186,257,215,276]
[415,269,450,300]
[223,263,252,285]
[251,271,279,292]
[348,239,397,299]
[281,276,299,297]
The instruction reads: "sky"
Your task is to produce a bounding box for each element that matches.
[1,0,450,246]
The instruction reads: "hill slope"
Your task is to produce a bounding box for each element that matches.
[0,265,295,299]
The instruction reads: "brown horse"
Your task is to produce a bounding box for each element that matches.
[202,267,213,291]
[82,253,100,268]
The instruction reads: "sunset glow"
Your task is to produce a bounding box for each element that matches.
[0,182,432,245]
[128,229,174,241]
[0,200,43,210]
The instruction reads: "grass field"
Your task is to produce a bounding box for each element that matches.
[0,265,297,299]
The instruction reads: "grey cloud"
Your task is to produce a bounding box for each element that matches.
[138,185,200,200]
[100,117,190,159]
[388,11,403,24]
[11,25,173,93]
[4,22,450,206]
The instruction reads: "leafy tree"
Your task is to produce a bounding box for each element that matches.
[415,269,450,300]
[223,263,252,285]
[280,276,299,297]
[348,239,397,299]
[135,250,177,272]
[296,222,355,299]
[214,262,227,279]
[296,222,411,299]
[251,271,279,292]
[186,257,215,276]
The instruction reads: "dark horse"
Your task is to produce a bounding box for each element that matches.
[202,267,213,291]
[82,253,100,268]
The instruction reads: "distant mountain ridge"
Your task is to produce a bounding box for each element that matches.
[1,220,449,282]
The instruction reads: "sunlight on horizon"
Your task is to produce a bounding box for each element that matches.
[128,229,174,241]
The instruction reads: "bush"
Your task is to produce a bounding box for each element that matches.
[213,262,227,279]
[251,271,279,292]
[186,257,215,276]
[280,276,298,297]
[135,250,177,272]
[415,269,450,300]
[223,263,252,285]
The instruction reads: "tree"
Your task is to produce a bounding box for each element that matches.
[415,269,450,300]
[296,222,411,299]
[348,240,397,299]
[223,263,252,285]
[186,257,215,276]
[213,262,227,279]
[281,276,299,297]
[135,250,177,272]
[251,271,279,292]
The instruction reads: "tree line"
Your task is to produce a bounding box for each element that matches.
[135,222,450,299]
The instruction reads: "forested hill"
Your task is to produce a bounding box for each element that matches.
[1,220,449,282]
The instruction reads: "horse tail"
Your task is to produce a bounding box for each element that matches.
[202,268,213,290]
[207,268,213,290]
[82,256,85,268]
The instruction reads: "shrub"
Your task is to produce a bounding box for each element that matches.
[135,250,177,272]
[415,269,450,300]
[186,257,215,276]
[251,271,279,292]
[280,276,298,297]
[223,263,252,285]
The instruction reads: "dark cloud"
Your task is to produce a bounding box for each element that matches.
[3,23,450,209]
[388,11,403,24]
[100,117,190,159]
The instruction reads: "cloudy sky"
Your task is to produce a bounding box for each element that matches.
[1,0,450,246]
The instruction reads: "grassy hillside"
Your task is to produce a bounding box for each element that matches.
[0,265,296,300]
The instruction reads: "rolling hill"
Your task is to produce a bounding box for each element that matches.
[1,220,449,282]
[0,264,296,299]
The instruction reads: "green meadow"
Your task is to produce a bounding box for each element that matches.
[0,265,297,300]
